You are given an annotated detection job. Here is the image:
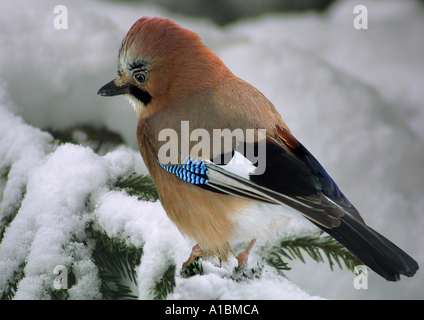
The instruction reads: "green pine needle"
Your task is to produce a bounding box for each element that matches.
[152,264,176,300]
[181,257,204,278]
[266,232,361,273]
[91,228,142,286]
[113,172,159,202]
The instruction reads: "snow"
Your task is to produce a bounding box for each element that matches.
[0,0,423,299]
[168,264,323,300]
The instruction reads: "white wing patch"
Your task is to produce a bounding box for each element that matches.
[215,149,256,180]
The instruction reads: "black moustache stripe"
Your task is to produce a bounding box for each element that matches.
[130,86,152,105]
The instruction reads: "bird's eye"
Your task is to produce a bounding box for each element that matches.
[134,72,147,83]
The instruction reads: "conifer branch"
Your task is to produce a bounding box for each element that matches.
[181,257,204,278]
[152,264,177,300]
[266,232,361,273]
[113,172,159,202]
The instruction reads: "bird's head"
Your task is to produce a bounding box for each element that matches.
[98,16,229,117]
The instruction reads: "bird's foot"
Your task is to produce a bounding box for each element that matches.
[182,244,205,269]
[236,239,256,271]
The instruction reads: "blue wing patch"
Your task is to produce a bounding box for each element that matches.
[157,158,210,185]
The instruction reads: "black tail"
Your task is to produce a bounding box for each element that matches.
[318,214,419,281]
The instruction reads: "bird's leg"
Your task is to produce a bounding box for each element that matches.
[236,239,257,271]
[182,244,205,269]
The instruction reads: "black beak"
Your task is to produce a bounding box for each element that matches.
[97,79,131,96]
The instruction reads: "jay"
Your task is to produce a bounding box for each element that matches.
[98,17,418,281]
